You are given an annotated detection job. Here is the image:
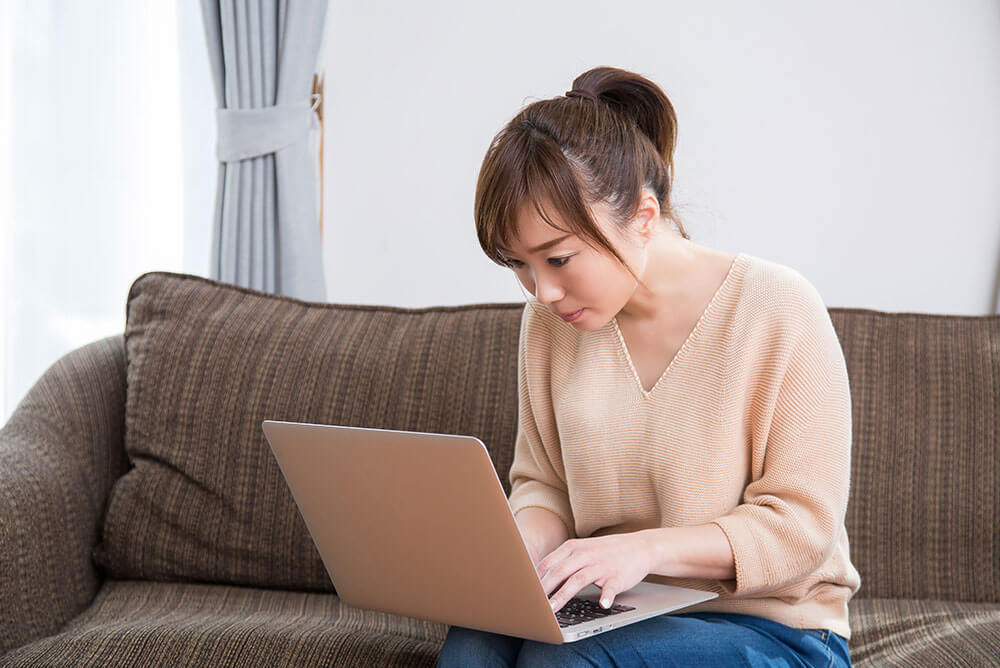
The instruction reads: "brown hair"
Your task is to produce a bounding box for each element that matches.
[474,66,689,292]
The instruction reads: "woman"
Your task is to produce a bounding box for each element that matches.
[437,66,860,667]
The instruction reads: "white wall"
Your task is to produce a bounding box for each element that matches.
[319,0,1000,315]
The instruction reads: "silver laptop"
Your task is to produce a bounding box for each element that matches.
[261,419,718,644]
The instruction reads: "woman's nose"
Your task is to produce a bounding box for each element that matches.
[533,274,563,305]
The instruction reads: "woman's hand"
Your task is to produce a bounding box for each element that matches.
[538,532,653,613]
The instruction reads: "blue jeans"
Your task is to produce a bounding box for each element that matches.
[436,611,852,667]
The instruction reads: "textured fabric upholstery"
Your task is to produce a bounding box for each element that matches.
[0,335,129,654]
[2,583,998,667]
[91,272,522,591]
[2,271,998,666]
[1,579,447,667]
[831,309,1000,602]
[848,598,1000,666]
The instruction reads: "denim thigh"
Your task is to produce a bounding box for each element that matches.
[436,625,525,668]
[436,612,852,668]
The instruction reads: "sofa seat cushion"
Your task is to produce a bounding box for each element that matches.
[7,586,999,668]
[0,579,447,667]
[6,587,998,668]
[848,597,1000,666]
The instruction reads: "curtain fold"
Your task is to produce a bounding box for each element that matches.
[200,0,328,301]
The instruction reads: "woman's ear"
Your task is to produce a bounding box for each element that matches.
[633,193,661,245]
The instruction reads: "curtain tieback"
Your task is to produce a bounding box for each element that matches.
[215,95,319,162]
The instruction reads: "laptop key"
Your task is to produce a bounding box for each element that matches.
[555,597,636,626]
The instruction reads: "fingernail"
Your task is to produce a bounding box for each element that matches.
[601,598,610,608]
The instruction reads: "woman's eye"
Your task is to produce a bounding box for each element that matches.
[504,256,571,268]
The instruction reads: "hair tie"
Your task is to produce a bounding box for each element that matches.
[565,88,598,103]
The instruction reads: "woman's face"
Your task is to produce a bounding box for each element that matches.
[499,198,647,331]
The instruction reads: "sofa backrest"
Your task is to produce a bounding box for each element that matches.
[92,272,523,592]
[830,308,999,602]
[92,271,999,603]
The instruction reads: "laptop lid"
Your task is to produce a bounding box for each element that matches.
[261,420,717,644]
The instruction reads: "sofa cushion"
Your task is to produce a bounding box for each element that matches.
[846,597,1000,666]
[91,272,522,591]
[0,579,447,667]
[3,581,997,667]
[829,310,1000,602]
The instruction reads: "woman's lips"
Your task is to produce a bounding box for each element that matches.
[561,308,584,322]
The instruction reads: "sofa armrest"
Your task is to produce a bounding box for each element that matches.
[0,334,128,655]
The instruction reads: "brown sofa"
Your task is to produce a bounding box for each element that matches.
[1,271,998,667]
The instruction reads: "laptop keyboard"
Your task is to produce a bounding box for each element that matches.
[554,597,636,627]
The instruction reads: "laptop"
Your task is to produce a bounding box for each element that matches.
[260,419,718,644]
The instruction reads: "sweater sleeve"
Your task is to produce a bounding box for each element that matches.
[506,302,576,539]
[710,283,852,596]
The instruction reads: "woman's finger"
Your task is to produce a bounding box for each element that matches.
[548,567,598,613]
[540,554,579,597]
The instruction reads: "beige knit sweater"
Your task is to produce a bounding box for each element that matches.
[506,251,862,640]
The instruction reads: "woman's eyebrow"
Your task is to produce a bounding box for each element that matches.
[500,234,572,257]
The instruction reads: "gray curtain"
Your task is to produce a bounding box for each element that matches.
[200,0,328,301]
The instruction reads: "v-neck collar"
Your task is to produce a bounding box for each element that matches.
[611,252,745,400]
